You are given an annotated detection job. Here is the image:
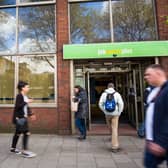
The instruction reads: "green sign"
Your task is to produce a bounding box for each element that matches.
[63,41,168,59]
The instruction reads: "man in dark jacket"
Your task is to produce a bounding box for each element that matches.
[144,64,168,168]
[74,85,88,140]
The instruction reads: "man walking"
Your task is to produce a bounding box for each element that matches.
[144,64,168,167]
[99,83,124,152]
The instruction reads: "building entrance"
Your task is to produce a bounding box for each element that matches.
[73,59,154,134]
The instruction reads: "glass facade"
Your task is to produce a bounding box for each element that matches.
[0,0,15,6]
[0,56,15,104]
[0,1,56,105]
[112,0,156,42]
[20,0,52,3]
[0,8,16,54]
[19,5,55,53]
[19,56,55,103]
[70,0,157,43]
[70,1,111,43]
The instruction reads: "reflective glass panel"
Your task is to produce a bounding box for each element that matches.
[112,0,157,42]
[20,0,53,2]
[0,56,15,104]
[0,0,15,6]
[0,8,16,54]
[19,5,56,53]
[19,56,55,103]
[70,1,111,44]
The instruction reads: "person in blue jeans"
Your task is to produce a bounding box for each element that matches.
[144,64,168,168]
[73,85,88,140]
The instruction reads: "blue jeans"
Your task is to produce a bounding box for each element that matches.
[144,147,168,168]
[75,118,86,137]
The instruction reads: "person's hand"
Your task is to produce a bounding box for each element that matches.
[30,114,36,121]
[147,141,166,156]
[28,99,33,103]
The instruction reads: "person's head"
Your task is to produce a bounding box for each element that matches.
[107,83,114,89]
[17,81,29,94]
[74,85,83,94]
[144,64,167,87]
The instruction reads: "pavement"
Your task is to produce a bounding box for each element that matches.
[0,134,167,168]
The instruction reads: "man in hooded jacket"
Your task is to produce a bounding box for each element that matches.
[99,83,124,152]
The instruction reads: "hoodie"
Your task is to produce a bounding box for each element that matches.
[99,88,124,116]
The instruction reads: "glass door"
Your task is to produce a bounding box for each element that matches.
[85,71,91,130]
[127,70,139,130]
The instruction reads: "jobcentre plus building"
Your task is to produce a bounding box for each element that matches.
[0,0,168,134]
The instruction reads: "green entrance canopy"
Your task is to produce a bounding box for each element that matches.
[63,41,168,59]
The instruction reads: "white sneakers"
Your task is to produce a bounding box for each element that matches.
[10,148,22,154]
[22,151,37,158]
[10,148,36,158]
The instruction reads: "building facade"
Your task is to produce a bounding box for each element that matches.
[0,0,168,134]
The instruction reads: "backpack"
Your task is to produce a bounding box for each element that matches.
[104,92,116,112]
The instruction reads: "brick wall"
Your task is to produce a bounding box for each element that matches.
[56,0,71,134]
[155,0,168,40]
[0,0,71,134]
[0,108,58,134]
[156,0,168,72]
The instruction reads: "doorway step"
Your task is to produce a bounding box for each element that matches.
[87,124,136,136]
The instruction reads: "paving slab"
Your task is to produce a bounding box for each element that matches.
[0,134,167,168]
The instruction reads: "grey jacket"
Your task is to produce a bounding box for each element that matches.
[75,89,89,119]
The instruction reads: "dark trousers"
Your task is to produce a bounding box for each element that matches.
[75,118,86,137]
[144,147,168,168]
[11,128,29,150]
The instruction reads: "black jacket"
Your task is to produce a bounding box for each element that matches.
[75,89,89,119]
[153,81,168,150]
[12,94,33,124]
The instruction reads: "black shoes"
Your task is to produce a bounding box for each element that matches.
[111,148,121,153]
[10,148,21,154]
[78,135,86,140]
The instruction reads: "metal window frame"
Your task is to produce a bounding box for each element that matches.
[0,54,57,107]
[68,0,158,43]
[0,2,57,107]
[0,0,56,8]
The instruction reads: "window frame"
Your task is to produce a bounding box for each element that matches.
[0,1,57,107]
[0,54,57,107]
[68,0,158,43]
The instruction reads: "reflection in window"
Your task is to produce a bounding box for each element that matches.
[0,57,15,104]
[19,5,56,53]
[0,0,15,6]
[20,0,53,3]
[0,8,16,54]
[70,1,111,44]
[112,0,156,41]
[19,56,55,103]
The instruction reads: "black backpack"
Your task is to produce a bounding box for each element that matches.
[104,92,116,112]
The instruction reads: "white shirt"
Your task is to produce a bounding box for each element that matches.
[145,87,160,141]
[23,95,29,118]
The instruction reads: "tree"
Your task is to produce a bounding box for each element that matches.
[112,0,156,41]
[70,2,111,43]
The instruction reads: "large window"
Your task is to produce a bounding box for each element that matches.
[0,0,16,6]
[70,1,111,43]
[0,8,16,54]
[0,0,56,105]
[112,0,156,42]
[19,56,55,103]
[19,5,55,53]
[0,57,15,104]
[70,0,157,43]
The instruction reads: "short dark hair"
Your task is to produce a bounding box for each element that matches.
[17,81,28,91]
[146,64,164,71]
[107,83,114,88]
[74,85,83,92]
